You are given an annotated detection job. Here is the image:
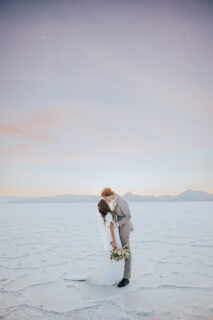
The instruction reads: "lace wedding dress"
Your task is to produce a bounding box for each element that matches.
[64,211,124,286]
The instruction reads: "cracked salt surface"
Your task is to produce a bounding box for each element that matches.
[0,201,213,319]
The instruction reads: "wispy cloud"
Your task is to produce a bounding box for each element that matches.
[0,109,79,142]
[1,144,34,153]
[64,151,95,161]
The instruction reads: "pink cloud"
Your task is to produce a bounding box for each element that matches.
[64,151,95,161]
[0,109,79,142]
[1,144,34,153]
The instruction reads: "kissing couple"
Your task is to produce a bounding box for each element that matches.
[64,187,134,288]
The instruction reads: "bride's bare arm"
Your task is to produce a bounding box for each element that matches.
[110,221,117,249]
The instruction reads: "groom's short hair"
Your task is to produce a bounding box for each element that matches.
[101,187,115,197]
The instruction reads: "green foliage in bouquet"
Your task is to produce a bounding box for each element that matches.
[110,244,130,262]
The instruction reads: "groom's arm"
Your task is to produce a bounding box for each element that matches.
[117,199,132,227]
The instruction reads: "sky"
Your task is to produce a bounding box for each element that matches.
[0,0,213,197]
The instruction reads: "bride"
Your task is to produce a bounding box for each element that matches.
[64,199,124,286]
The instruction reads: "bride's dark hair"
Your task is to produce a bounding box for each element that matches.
[98,199,116,223]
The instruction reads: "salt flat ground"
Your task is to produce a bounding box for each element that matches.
[0,201,213,320]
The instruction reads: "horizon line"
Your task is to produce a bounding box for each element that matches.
[0,188,212,198]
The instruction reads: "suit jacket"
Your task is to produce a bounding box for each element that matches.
[113,194,134,231]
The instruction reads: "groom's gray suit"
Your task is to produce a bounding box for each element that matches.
[113,194,134,280]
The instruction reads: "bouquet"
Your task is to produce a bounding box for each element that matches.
[110,244,130,262]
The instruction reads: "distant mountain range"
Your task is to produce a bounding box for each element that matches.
[0,189,213,204]
[123,189,213,202]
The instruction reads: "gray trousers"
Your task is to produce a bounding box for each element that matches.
[118,222,132,279]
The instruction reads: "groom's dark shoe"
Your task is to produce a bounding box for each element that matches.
[117,277,129,288]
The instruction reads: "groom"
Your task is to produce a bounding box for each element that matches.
[101,187,134,288]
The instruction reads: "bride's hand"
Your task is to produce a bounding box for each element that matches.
[111,240,117,249]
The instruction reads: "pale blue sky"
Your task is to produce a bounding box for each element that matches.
[0,0,213,196]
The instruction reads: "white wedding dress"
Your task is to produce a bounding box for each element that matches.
[64,211,124,286]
